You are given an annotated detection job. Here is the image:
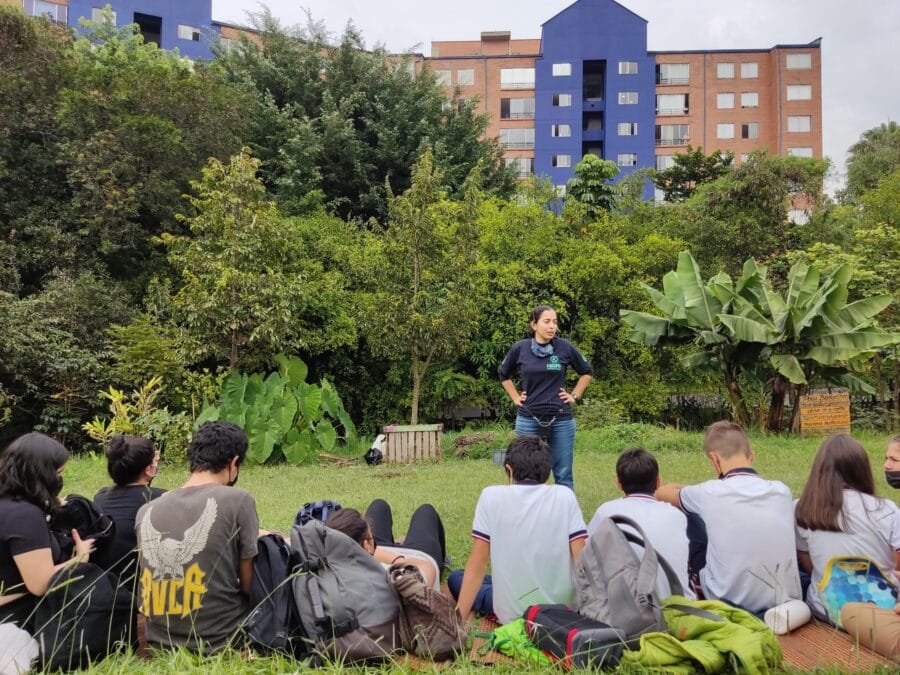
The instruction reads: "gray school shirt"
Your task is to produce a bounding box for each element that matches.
[135,483,259,652]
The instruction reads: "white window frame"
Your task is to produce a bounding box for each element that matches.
[499,128,535,150]
[551,154,571,168]
[656,93,688,115]
[178,25,201,41]
[788,147,814,158]
[500,97,535,120]
[786,84,812,101]
[740,92,759,109]
[90,7,116,24]
[552,62,572,77]
[435,70,451,86]
[657,124,689,146]
[617,122,638,136]
[505,157,534,178]
[717,62,735,79]
[741,122,759,140]
[716,92,735,109]
[457,69,474,86]
[617,153,638,167]
[656,155,676,171]
[787,115,812,133]
[500,68,536,90]
[551,124,572,138]
[618,91,638,105]
[618,61,638,75]
[786,53,811,70]
[552,93,572,107]
[717,123,735,139]
[740,62,759,79]
[657,63,690,85]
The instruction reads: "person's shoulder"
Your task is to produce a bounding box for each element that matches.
[0,497,44,520]
[591,496,627,519]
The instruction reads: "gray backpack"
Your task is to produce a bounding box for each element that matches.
[291,519,402,665]
[574,515,684,644]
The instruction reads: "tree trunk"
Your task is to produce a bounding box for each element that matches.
[789,384,807,433]
[726,376,750,428]
[410,350,420,425]
[229,330,239,372]
[767,375,788,433]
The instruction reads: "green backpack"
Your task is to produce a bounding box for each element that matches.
[479,618,552,666]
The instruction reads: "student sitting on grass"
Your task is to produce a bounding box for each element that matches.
[587,447,693,599]
[450,435,587,624]
[656,421,801,614]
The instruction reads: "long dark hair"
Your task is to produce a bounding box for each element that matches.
[0,432,69,514]
[326,508,370,546]
[795,434,876,532]
[106,434,156,486]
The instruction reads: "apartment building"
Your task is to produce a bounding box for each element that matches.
[428,0,822,198]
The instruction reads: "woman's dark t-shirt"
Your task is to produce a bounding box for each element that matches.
[93,485,166,579]
[0,497,52,626]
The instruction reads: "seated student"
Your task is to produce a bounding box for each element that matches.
[93,435,166,579]
[0,433,95,631]
[656,421,801,614]
[135,422,260,653]
[451,435,587,624]
[326,500,446,590]
[587,447,693,599]
[794,434,900,622]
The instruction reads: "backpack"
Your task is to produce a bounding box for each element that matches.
[291,519,401,664]
[32,562,118,671]
[523,604,625,670]
[49,494,115,562]
[387,561,466,661]
[240,534,305,656]
[574,515,684,644]
[816,555,899,627]
[294,500,342,527]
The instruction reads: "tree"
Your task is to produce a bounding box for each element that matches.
[651,145,733,202]
[160,149,356,372]
[359,149,484,424]
[566,154,619,218]
[844,122,900,201]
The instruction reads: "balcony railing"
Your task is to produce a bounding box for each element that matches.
[500,141,535,150]
[501,112,535,120]
[656,76,690,85]
[501,82,535,90]
[656,107,689,116]
[656,137,689,146]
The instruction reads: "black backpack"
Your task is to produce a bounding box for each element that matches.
[294,500,342,527]
[523,604,625,670]
[240,534,305,657]
[33,562,119,671]
[49,494,114,561]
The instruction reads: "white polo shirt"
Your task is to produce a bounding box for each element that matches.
[796,490,900,619]
[587,494,694,600]
[679,469,802,613]
[472,482,587,624]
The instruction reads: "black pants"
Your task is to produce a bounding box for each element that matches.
[365,498,446,567]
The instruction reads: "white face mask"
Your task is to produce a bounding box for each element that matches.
[147,462,159,479]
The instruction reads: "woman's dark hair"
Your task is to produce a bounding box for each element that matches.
[106,435,156,486]
[505,435,552,483]
[528,305,556,337]
[616,448,659,495]
[795,434,876,532]
[0,432,69,514]
[326,508,370,546]
[187,421,248,473]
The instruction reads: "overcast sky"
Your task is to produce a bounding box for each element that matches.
[213,0,900,187]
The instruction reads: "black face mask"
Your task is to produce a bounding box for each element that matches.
[885,470,900,490]
[51,474,64,497]
[227,468,239,487]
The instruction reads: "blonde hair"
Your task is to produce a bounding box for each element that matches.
[703,421,751,460]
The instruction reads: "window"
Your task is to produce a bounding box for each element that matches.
[617,153,638,167]
[740,62,758,78]
[618,91,638,105]
[740,153,750,164]
[656,93,688,115]
[717,123,735,139]
[788,147,813,157]
[499,128,535,149]
[656,63,690,85]
[218,36,238,53]
[551,124,572,138]
[656,155,676,171]
[500,98,535,119]
[500,68,535,89]
[788,115,812,132]
[741,123,759,140]
[740,92,759,108]
[618,61,639,75]
[654,187,666,203]
[786,84,812,100]
[555,185,567,197]
[441,100,452,113]
[90,7,116,24]
[656,124,689,146]
[552,93,572,107]
[178,24,201,41]
[435,70,451,86]
[618,122,638,136]
[551,154,571,168]
[786,53,811,70]
[716,92,735,109]
[505,157,534,178]
[788,209,810,224]
[457,69,474,86]
[717,62,735,78]
[552,63,572,77]
[27,0,68,22]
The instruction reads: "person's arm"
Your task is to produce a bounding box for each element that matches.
[560,374,592,404]
[373,548,437,588]
[501,379,526,407]
[13,530,95,597]
[455,538,490,621]
[570,537,585,561]
[655,483,684,508]
[798,550,813,574]
[239,557,254,595]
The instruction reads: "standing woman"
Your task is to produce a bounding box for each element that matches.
[0,433,94,630]
[499,305,593,489]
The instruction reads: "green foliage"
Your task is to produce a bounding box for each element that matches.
[565,154,619,218]
[844,121,900,201]
[651,145,733,202]
[197,355,359,464]
[574,396,627,430]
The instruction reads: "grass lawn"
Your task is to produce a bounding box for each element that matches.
[60,425,897,673]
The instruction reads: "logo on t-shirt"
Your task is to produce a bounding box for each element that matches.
[139,498,216,618]
[547,354,562,371]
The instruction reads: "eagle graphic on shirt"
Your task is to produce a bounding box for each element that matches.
[140,497,217,579]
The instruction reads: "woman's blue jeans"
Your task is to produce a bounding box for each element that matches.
[514,415,576,490]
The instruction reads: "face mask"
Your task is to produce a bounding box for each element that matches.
[227,467,239,487]
[886,470,900,489]
[147,462,159,479]
[51,474,64,497]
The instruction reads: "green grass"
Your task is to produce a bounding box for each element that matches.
[62,426,897,673]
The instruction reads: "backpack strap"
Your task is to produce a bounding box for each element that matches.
[664,602,727,623]
[609,515,680,604]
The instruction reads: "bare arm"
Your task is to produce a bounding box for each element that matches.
[239,557,254,595]
[655,483,684,508]
[798,551,813,574]
[13,530,94,597]
[569,537,585,561]
[560,374,593,404]
[501,379,526,407]
[455,539,490,621]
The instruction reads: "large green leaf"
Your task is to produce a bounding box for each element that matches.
[786,262,819,310]
[247,422,279,463]
[316,420,337,452]
[319,381,341,417]
[718,314,772,343]
[270,392,298,435]
[221,373,248,411]
[815,330,900,351]
[675,251,722,330]
[819,264,852,319]
[835,295,893,329]
[274,354,308,388]
[297,383,323,425]
[770,354,806,384]
[283,428,318,464]
[660,272,687,319]
[193,405,220,430]
[620,310,671,345]
[680,351,717,369]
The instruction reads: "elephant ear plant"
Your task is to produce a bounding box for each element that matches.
[196,355,359,464]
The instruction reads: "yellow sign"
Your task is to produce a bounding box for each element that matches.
[799,392,851,436]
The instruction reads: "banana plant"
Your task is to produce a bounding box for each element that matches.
[195,355,359,464]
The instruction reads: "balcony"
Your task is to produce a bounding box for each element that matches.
[500,112,535,120]
[656,137,689,147]
[656,107,689,116]
[500,81,535,90]
[656,76,690,85]
[499,141,535,150]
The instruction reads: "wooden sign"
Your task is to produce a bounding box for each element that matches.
[799,392,851,436]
